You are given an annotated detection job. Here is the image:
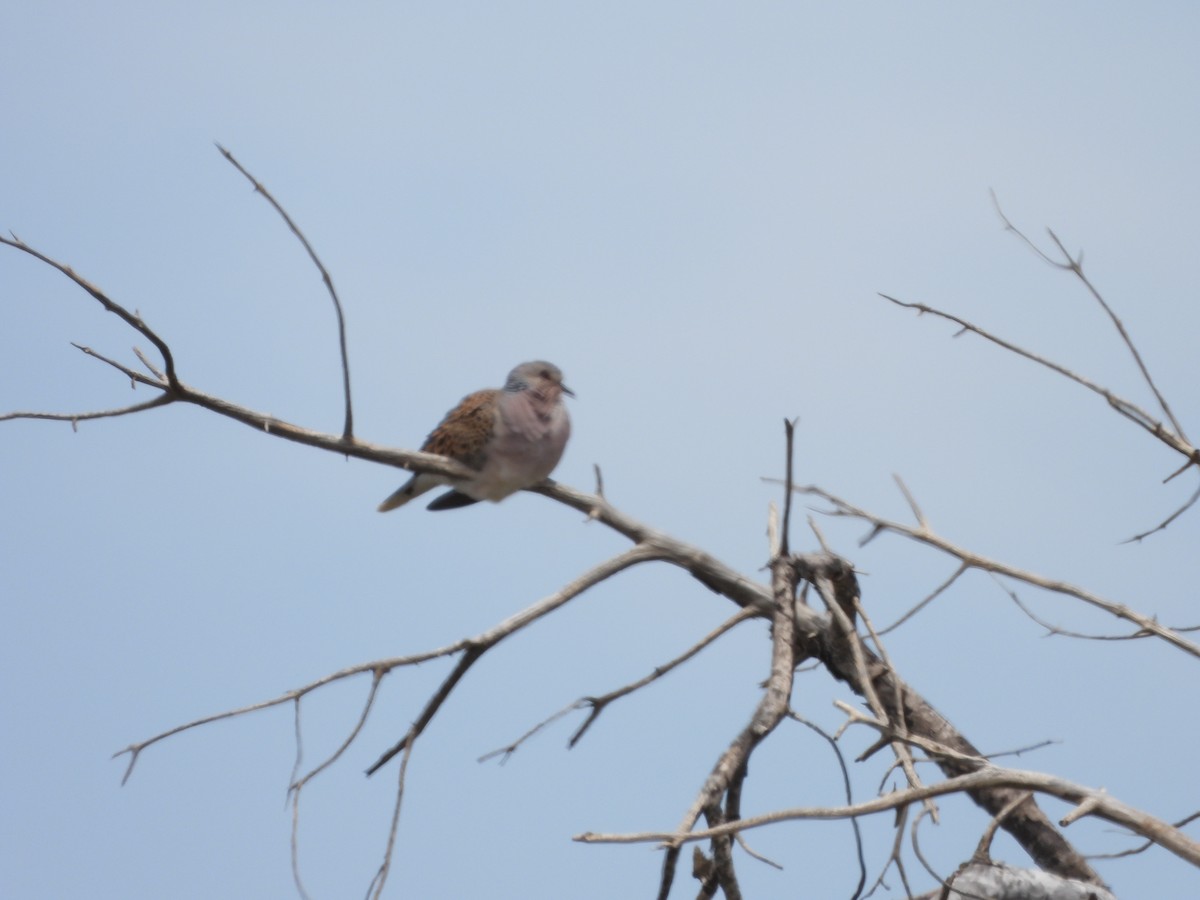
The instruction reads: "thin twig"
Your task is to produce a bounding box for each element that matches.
[216,144,356,440]
[794,483,1200,660]
[971,791,1034,862]
[367,738,416,900]
[1089,810,1200,860]
[480,605,760,763]
[893,474,928,531]
[781,418,797,555]
[0,394,173,426]
[289,778,315,900]
[991,191,1188,443]
[876,564,967,635]
[790,712,867,898]
[113,649,452,785]
[293,669,385,790]
[70,342,165,388]
[367,647,483,775]
[878,293,1196,465]
[575,766,1200,868]
[133,346,166,382]
[0,233,180,386]
[1123,480,1200,543]
[910,807,980,900]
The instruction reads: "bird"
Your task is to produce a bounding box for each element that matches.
[377,361,573,512]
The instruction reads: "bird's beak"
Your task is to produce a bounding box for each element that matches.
[561,384,575,398]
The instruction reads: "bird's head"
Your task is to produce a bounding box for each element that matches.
[506,361,574,399]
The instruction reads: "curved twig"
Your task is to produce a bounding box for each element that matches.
[216,144,356,440]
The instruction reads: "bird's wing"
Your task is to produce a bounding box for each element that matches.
[420,388,498,471]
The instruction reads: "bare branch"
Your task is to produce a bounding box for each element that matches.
[794,484,1200,660]
[892,474,928,531]
[1123,480,1200,543]
[996,576,1197,642]
[126,547,659,784]
[113,648,458,785]
[876,563,967,635]
[216,144,356,440]
[315,547,702,898]
[482,605,759,764]
[133,345,166,382]
[576,766,1200,868]
[292,669,385,791]
[797,555,930,820]
[864,800,913,899]
[476,702,579,765]
[1090,810,1200,861]
[909,807,963,899]
[991,192,1188,443]
[367,739,415,900]
[854,596,935,823]
[982,739,1059,762]
[790,554,1101,883]
[0,233,180,387]
[877,293,1196,466]
[366,544,663,775]
[288,781,315,900]
[971,790,1034,863]
[0,394,173,426]
[366,646,483,776]
[781,417,798,555]
[656,554,799,900]
[789,712,867,897]
[70,342,165,388]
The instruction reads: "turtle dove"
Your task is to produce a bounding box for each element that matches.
[377,361,573,512]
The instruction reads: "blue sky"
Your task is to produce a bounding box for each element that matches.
[2,3,1198,897]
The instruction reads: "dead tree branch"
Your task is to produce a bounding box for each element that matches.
[991,191,1188,445]
[479,605,761,763]
[794,483,1200,660]
[577,765,1200,869]
[878,291,1196,467]
[881,203,1197,544]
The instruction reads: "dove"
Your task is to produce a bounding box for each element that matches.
[377,361,573,512]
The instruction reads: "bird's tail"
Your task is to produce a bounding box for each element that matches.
[377,475,431,512]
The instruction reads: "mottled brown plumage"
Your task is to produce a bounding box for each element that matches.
[420,389,500,470]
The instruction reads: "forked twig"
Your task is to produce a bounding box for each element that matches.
[479,605,760,763]
[992,191,1189,443]
[879,292,1194,465]
[793,483,1200,660]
